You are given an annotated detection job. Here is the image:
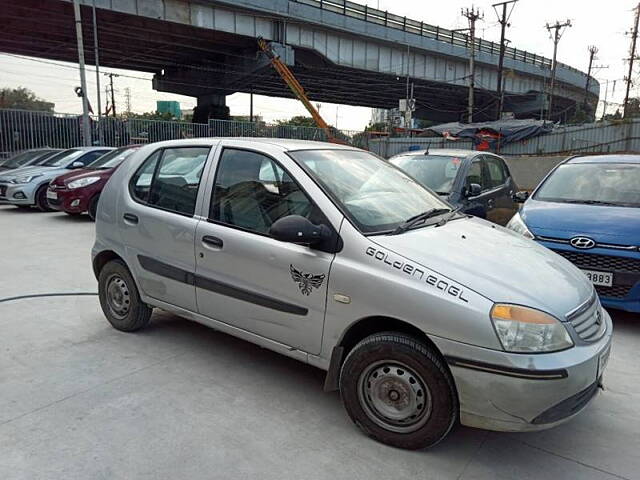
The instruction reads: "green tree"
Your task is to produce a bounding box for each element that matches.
[623,99,640,118]
[0,87,54,111]
[275,115,318,128]
[122,110,179,121]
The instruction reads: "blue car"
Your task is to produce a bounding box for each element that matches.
[507,154,640,313]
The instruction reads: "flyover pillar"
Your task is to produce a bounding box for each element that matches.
[193,93,230,123]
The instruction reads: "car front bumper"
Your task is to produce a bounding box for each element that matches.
[0,182,37,205]
[431,309,613,432]
[47,188,90,213]
[540,242,640,314]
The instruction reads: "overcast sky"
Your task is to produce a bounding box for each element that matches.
[0,0,635,130]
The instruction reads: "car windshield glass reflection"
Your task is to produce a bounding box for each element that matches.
[390,155,463,194]
[290,149,450,233]
[535,163,640,207]
[87,147,137,169]
[42,149,84,167]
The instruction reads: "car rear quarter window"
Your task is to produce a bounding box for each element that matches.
[129,147,210,216]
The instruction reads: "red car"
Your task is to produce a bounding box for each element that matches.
[48,145,141,220]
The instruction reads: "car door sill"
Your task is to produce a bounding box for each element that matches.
[143,296,314,365]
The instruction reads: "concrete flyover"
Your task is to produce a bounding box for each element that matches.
[0,0,599,122]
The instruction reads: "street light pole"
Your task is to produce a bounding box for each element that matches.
[73,0,92,146]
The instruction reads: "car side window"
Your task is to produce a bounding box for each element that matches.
[130,147,209,216]
[78,151,109,166]
[484,156,507,188]
[210,148,321,235]
[466,160,485,190]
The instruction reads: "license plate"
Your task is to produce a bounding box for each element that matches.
[581,269,613,287]
[598,345,611,379]
[46,190,57,200]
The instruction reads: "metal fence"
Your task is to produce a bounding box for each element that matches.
[0,109,366,157]
[368,119,640,158]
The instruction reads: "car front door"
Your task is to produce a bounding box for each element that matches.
[194,145,337,355]
[119,145,212,312]
[461,157,490,219]
[483,154,517,225]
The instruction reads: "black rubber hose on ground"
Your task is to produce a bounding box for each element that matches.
[0,292,98,304]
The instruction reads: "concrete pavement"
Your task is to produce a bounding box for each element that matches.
[1,204,638,480]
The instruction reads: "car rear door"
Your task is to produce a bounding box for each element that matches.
[194,143,337,355]
[119,145,212,312]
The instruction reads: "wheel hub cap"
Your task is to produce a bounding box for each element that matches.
[358,361,432,433]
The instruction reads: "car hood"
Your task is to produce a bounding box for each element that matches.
[522,199,640,244]
[0,166,68,182]
[52,167,113,186]
[371,216,592,317]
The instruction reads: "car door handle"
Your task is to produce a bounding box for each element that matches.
[202,235,223,249]
[123,213,139,224]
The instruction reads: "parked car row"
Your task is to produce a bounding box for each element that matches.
[0,145,140,218]
[387,148,639,315]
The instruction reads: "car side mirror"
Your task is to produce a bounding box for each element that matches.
[70,161,84,169]
[269,215,331,245]
[465,183,482,198]
[513,191,530,203]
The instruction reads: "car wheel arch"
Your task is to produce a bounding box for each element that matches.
[323,315,448,392]
[93,250,125,280]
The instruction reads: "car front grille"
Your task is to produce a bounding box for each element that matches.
[566,293,606,342]
[554,250,640,273]
[595,284,633,299]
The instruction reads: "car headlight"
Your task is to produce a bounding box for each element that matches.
[491,304,574,353]
[506,212,534,239]
[67,176,100,190]
[12,174,41,184]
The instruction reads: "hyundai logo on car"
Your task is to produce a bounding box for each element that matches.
[570,236,596,250]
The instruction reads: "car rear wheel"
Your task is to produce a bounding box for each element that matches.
[88,195,100,221]
[339,332,458,450]
[35,184,53,212]
[98,259,152,332]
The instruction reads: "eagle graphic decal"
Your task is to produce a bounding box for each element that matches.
[290,264,325,296]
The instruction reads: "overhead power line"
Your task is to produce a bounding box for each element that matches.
[545,19,572,120]
[624,3,640,118]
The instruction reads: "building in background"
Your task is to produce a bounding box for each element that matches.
[157,100,181,119]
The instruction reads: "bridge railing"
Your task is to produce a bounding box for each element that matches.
[293,0,589,74]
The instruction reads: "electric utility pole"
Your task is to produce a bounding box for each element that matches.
[106,73,118,117]
[91,0,103,145]
[462,6,483,123]
[73,0,92,146]
[623,3,640,118]
[493,0,517,120]
[545,19,572,121]
[584,45,598,109]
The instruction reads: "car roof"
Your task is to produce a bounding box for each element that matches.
[145,137,357,152]
[567,154,640,164]
[391,148,478,159]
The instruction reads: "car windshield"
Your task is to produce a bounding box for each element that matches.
[87,147,138,169]
[535,162,640,207]
[1,151,45,169]
[389,154,464,194]
[290,149,450,233]
[42,149,84,167]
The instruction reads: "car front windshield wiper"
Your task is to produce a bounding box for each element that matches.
[562,199,621,206]
[434,191,449,196]
[391,208,451,235]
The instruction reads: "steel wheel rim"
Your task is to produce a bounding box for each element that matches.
[106,274,131,320]
[357,360,432,433]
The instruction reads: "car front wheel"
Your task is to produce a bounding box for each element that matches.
[339,332,458,450]
[98,259,152,332]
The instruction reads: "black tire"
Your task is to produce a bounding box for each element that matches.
[98,259,152,332]
[88,195,100,221]
[339,332,458,450]
[35,184,53,212]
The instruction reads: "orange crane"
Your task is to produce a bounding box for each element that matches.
[257,37,344,144]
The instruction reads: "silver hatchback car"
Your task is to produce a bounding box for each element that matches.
[92,139,612,449]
